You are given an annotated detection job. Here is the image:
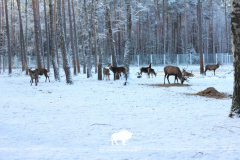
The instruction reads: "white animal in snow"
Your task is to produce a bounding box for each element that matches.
[110,130,132,145]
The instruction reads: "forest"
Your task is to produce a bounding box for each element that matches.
[0,0,232,81]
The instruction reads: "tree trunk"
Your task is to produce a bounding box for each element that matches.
[57,0,73,84]
[25,0,28,74]
[49,0,60,81]
[123,0,131,77]
[71,0,80,73]
[67,0,76,75]
[2,0,5,73]
[229,0,240,117]
[43,0,50,71]
[95,0,102,80]
[184,0,187,54]
[208,0,213,55]
[83,0,93,78]
[5,0,11,74]
[54,0,59,66]
[17,0,27,73]
[104,0,117,67]
[198,0,204,74]
[32,0,43,69]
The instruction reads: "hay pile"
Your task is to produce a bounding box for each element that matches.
[194,87,229,99]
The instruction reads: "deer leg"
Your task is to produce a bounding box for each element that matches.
[214,70,215,76]
[164,74,166,84]
[167,75,170,84]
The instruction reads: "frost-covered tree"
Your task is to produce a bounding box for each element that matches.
[123,0,131,76]
[229,0,240,117]
[49,0,60,81]
[58,0,73,84]
[95,0,103,80]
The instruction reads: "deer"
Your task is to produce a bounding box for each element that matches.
[147,68,157,78]
[103,67,110,81]
[29,69,39,86]
[205,60,221,76]
[182,67,194,77]
[139,63,151,76]
[38,68,50,82]
[108,64,127,81]
[164,65,187,84]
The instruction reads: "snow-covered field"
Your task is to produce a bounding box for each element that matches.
[0,65,240,160]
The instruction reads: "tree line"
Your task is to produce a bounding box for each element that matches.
[0,0,231,80]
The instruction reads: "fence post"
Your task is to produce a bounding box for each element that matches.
[137,55,139,67]
[203,54,205,65]
[151,54,152,64]
[177,54,179,65]
[164,54,165,65]
[190,54,192,65]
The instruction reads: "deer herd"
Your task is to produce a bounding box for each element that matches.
[28,60,221,86]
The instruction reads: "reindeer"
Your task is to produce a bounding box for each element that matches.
[147,68,157,78]
[108,64,127,81]
[103,67,110,81]
[139,63,151,75]
[182,68,194,77]
[164,65,187,84]
[205,60,221,76]
[38,68,50,82]
[29,69,39,86]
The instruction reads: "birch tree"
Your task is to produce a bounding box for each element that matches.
[229,0,240,117]
[123,0,131,76]
[57,0,73,84]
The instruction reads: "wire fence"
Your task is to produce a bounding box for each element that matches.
[0,53,233,71]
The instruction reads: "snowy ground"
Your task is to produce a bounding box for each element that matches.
[0,65,240,160]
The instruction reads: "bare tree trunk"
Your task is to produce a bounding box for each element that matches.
[225,0,229,53]
[208,0,213,55]
[57,0,73,84]
[83,0,93,78]
[184,0,187,54]
[104,0,117,67]
[67,0,76,75]
[95,0,102,80]
[17,0,27,73]
[71,0,80,73]
[162,0,165,55]
[5,0,11,74]
[54,0,59,66]
[25,0,28,74]
[2,0,5,73]
[0,1,2,73]
[198,0,204,74]
[43,0,50,71]
[229,0,240,117]
[49,0,60,81]
[32,0,43,69]
[123,0,131,78]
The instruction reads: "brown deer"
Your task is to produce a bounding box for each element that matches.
[38,68,50,82]
[182,69,194,77]
[164,65,187,84]
[108,64,127,81]
[205,61,221,76]
[139,63,151,75]
[29,69,39,86]
[103,67,110,81]
[147,68,157,78]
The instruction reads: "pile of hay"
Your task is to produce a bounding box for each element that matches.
[194,87,229,99]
